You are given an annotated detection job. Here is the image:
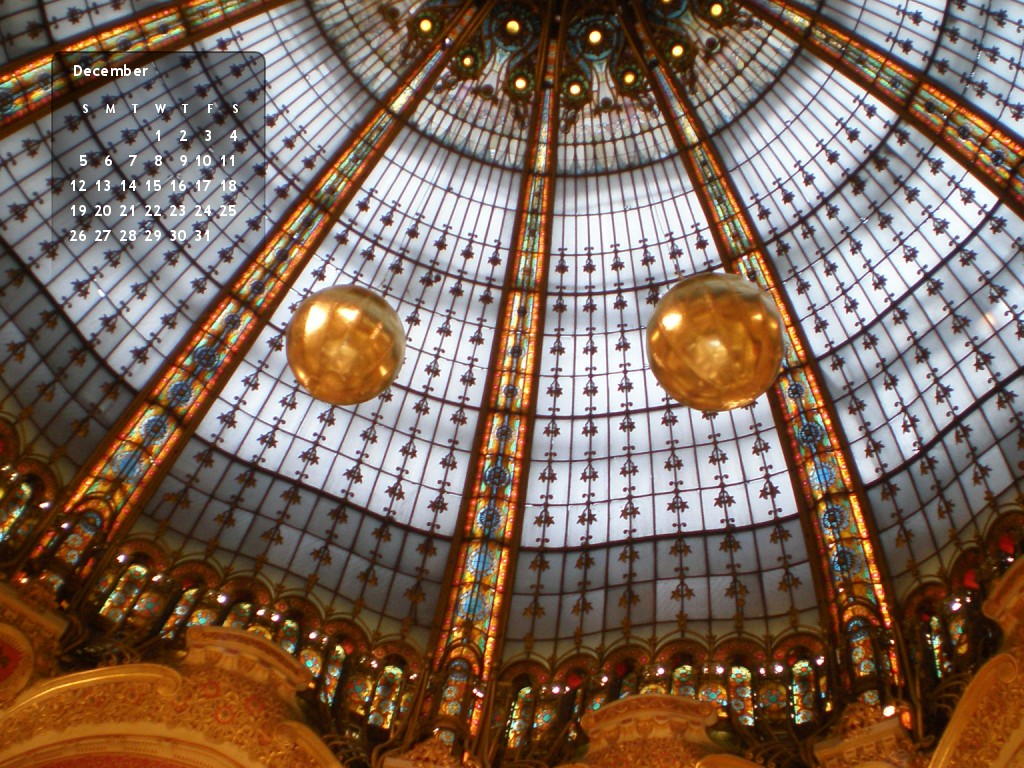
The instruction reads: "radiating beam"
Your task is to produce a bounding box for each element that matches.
[23,0,491,583]
[624,2,900,689]
[0,0,293,139]
[429,22,561,748]
[740,0,1024,219]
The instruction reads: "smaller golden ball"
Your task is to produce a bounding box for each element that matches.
[286,285,405,406]
[646,273,784,411]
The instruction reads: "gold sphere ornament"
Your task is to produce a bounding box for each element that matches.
[646,272,784,411]
[285,285,405,406]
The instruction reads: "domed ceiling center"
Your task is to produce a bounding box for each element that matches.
[311,0,798,170]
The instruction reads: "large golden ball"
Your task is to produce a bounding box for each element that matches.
[646,272,784,411]
[285,285,405,405]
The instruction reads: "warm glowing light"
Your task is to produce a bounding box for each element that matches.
[304,304,328,334]
[462,54,474,67]
[514,76,528,91]
[660,310,683,332]
[671,43,685,58]
[418,17,432,33]
[588,29,602,44]
[882,705,896,717]
[285,285,406,406]
[710,2,724,16]
[623,70,637,85]
[568,82,582,96]
[646,273,784,411]
[505,18,520,34]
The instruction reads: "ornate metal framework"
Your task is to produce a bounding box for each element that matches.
[0,0,1021,763]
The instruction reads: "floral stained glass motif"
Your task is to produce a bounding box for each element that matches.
[928,615,953,678]
[320,643,346,705]
[439,658,473,719]
[347,668,375,717]
[53,512,102,569]
[728,666,754,726]
[506,685,534,749]
[0,481,32,545]
[224,601,254,629]
[130,587,165,622]
[791,660,816,725]
[671,664,696,698]
[848,618,878,678]
[161,587,202,636]
[98,563,149,626]
[367,664,404,729]
[300,647,324,679]
[949,613,969,660]
[532,698,557,741]
[699,682,728,711]
[278,618,300,654]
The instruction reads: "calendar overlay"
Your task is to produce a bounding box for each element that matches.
[51,50,265,263]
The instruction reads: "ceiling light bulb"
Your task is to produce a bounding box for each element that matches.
[710,2,724,16]
[588,29,602,45]
[623,71,637,85]
[568,82,582,96]
[462,54,474,68]
[418,17,432,33]
[671,43,685,58]
[506,19,520,34]
[514,76,528,91]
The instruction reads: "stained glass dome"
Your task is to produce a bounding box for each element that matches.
[0,0,1021,760]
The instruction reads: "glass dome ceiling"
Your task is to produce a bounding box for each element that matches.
[0,0,1021,668]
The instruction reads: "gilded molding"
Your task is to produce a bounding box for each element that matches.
[982,557,1024,649]
[388,734,467,768]
[928,559,1024,768]
[562,694,723,768]
[812,702,926,768]
[0,627,335,768]
[0,582,65,681]
[0,623,34,706]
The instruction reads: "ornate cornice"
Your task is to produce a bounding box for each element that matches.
[562,694,724,768]
[927,558,1024,768]
[0,627,336,768]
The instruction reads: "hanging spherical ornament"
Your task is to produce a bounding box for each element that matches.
[285,285,405,405]
[646,272,784,411]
